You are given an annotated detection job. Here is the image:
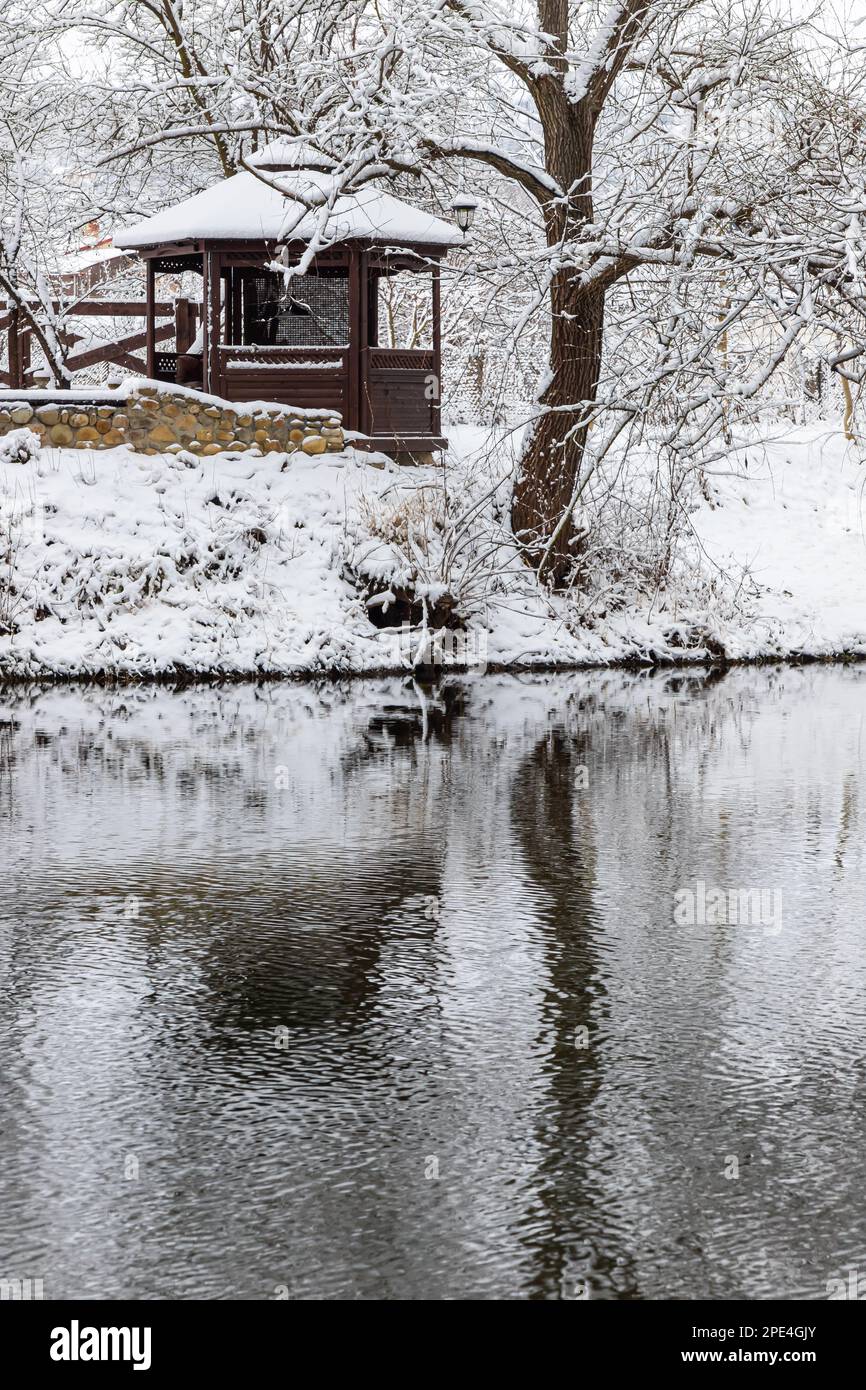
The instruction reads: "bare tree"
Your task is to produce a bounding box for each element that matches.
[17,0,866,589]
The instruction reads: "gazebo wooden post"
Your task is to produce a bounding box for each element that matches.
[175,298,193,354]
[358,248,370,435]
[8,306,21,389]
[432,260,442,435]
[231,267,242,347]
[347,242,362,432]
[201,251,210,390]
[145,258,156,378]
[19,326,30,385]
[206,250,221,396]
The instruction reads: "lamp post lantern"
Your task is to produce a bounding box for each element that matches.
[451,195,479,236]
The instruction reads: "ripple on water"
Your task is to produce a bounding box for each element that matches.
[1,667,865,1298]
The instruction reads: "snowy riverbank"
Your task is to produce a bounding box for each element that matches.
[1,423,865,679]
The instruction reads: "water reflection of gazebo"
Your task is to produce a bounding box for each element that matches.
[113,143,462,457]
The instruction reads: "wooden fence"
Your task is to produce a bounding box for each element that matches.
[0,298,198,389]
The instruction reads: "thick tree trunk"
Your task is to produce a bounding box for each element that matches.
[511,274,604,584]
[509,37,604,587]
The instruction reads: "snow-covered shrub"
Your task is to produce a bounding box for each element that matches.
[343,462,521,637]
[357,487,445,556]
[0,429,40,466]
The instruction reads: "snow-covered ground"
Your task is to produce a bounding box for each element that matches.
[0,422,864,678]
[694,425,866,659]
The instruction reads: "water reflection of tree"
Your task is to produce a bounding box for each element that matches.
[509,719,640,1299]
[5,670,866,1298]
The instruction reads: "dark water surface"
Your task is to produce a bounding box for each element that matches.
[1,667,865,1300]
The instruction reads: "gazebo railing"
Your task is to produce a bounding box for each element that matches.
[209,344,440,437]
[215,344,348,409]
[365,346,439,438]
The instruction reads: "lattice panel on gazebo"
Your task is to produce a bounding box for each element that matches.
[155,352,179,380]
[369,349,435,371]
[242,271,349,347]
[155,255,203,275]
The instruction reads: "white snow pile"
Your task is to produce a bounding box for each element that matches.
[0,428,41,467]
[1,423,865,678]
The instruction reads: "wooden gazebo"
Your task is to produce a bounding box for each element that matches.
[113,144,462,455]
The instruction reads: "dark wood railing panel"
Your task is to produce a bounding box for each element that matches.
[361,347,436,433]
[222,373,347,412]
[365,368,437,436]
[363,347,437,435]
[216,346,347,412]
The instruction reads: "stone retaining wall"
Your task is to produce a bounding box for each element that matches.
[0,383,344,456]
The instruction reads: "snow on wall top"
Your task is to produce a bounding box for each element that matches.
[113,170,463,251]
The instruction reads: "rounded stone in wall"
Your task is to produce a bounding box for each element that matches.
[148,424,177,445]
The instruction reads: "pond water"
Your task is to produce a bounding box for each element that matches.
[1,667,865,1301]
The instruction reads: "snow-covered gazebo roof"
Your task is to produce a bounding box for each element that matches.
[113,147,462,251]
